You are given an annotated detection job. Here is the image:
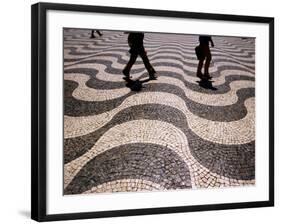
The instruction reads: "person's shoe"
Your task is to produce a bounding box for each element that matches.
[123,76,131,82]
[149,72,157,80]
[90,35,96,38]
[149,75,157,80]
[122,70,131,81]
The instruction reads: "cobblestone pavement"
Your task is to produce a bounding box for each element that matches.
[63,29,255,195]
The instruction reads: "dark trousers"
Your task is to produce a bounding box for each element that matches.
[123,49,155,76]
[197,45,212,75]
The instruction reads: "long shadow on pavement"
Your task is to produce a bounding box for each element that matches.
[197,79,218,91]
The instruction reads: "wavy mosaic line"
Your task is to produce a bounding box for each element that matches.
[65,59,254,83]
[64,91,255,145]
[64,103,254,183]
[65,72,254,107]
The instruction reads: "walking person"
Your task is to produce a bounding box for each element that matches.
[196,35,214,79]
[90,30,103,38]
[123,32,157,81]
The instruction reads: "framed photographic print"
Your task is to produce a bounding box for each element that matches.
[31,2,274,222]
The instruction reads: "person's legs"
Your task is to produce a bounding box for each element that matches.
[197,59,204,77]
[204,47,212,76]
[90,30,95,38]
[96,30,102,36]
[123,52,138,78]
[140,51,157,79]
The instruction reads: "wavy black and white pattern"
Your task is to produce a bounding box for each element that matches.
[63,28,255,195]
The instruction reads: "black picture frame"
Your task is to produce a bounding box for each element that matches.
[31,2,274,222]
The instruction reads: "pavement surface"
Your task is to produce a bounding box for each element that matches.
[63,29,255,195]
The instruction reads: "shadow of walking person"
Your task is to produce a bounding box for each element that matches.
[125,78,151,92]
[197,79,217,91]
[125,79,143,91]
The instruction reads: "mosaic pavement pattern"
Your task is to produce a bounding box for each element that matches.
[63,29,255,195]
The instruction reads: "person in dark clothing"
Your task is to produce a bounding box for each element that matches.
[90,30,103,38]
[197,35,214,79]
[123,32,157,81]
